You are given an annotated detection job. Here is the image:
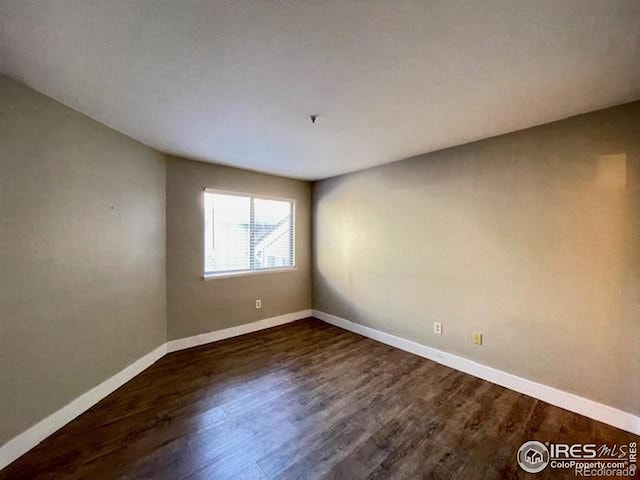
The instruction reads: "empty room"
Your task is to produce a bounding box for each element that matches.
[0,1,639,479]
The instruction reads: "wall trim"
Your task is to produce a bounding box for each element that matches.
[4,308,634,471]
[0,343,167,470]
[166,309,313,353]
[312,309,640,436]
[0,309,313,471]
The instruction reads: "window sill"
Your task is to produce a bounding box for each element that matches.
[202,267,298,281]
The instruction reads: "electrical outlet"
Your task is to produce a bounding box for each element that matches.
[433,321,442,335]
[255,298,262,309]
[473,332,483,345]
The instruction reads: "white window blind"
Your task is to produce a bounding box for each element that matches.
[204,189,295,276]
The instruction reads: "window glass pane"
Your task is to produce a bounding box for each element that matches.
[204,193,250,273]
[252,198,293,269]
[204,191,295,275]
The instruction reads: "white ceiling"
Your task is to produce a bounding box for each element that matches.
[1,1,639,180]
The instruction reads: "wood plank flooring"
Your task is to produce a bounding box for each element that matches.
[1,318,637,479]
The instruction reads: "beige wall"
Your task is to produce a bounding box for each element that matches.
[313,102,640,415]
[0,77,313,448]
[0,76,167,445]
[166,156,312,340]
[2,70,637,451]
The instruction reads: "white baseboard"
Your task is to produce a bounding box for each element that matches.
[166,309,312,353]
[0,343,167,470]
[312,309,640,436]
[0,309,312,471]
[3,308,633,471]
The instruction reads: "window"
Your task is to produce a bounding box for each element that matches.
[204,189,295,278]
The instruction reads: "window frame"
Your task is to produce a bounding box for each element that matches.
[202,187,297,280]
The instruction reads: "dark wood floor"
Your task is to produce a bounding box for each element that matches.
[1,318,637,479]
